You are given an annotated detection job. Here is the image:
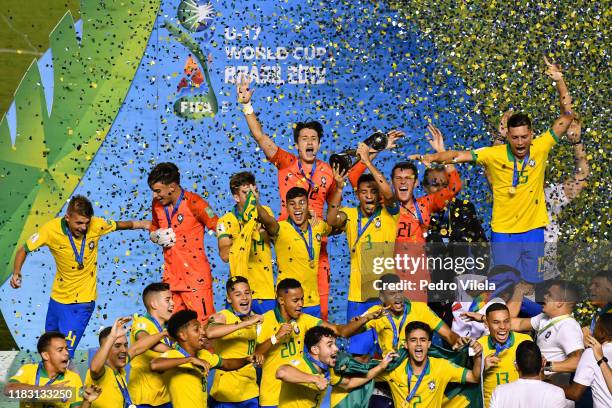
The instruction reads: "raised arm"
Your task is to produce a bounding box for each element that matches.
[276,364,328,390]
[494,109,514,146]
[563,120,589,200]
[90,317,131,380]
[337,352,396,390]
[323,307,387,338]
[128,329,169,358]
[510,317,535,332]
[237,77,278,160]
[9,246,27,289]
[326,165,348,229]
[116,220,152,230]
[256,203,279,236]
[464,340,483,383]
[356,143,395,207]
[205,313,263,339]
[544,57,575,136]
[151,355,210,374]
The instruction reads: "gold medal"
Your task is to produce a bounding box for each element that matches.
[440,228,448,236]
[77,263,84,270]
[309,259,315,269]
[508,186,517,195]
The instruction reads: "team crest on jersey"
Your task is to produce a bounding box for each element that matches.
[529,159,536,167]
[428,380,436,390]
[545,331,552,339]
[88,241,95,250]
[177,214,184,224]
[375,219,381,228]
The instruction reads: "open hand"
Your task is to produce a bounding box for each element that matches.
[386,129,405,150]
[544,56,563,82]
[426,124,446,153]
[237,76,254,104]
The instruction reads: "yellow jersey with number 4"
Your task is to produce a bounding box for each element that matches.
[24,217,117,303]
[471,130,558,233]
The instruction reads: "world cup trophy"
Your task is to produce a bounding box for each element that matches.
[329,131,388,173]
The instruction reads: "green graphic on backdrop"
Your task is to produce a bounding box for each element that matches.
[0,1,161,285]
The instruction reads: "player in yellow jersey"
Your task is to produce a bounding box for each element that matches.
[376,321,482,408]
[412,57,574,284]
[327,143,400,357]
[129,282,175,408]
[205,276,264,408]
[255,278,386,408]
[258,187,331,317]
[85,316,169,408]
[477,303,532,407]
[276,325,395,408]
[10,195,151,357]
[5,331,101,408]
[150,310,255,408]
[217,171,276,314]
[366,274,463,354]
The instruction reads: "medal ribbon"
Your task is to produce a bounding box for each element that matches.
[387,307,408,350]
[494,339,512,356]
[143,314,172,347]
[536,314,570,337]
[405,197,424,225]
[297,160,317,191]
[406,358,429,402]
[353,207,381,248]
[305,349,330,381]
[35,363,59,386]
[164,189,185,228]
[590,303,612,334]
[66,227,86,267]
[289,219,314,264]
[512,152,530,189]
[113,371,134,408]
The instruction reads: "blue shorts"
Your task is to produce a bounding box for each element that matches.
[491,228,544,283]
[45,298,95,357]
[251,299,276,315]
[346,300,379,355]
[303,304,321,318]
[210,397,258,408]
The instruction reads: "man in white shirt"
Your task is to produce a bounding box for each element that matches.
[564,314,612,408]
[511,280,583,384]
[490,340,568,408]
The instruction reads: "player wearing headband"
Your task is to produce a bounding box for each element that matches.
[148,162,219,321]
[205,276,264,408]
[10,195,150,357]
[129,282,175,408]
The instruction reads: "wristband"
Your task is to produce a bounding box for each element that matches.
[242,102,254,115]
[270,334,278,345]
[597,356,608,366]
